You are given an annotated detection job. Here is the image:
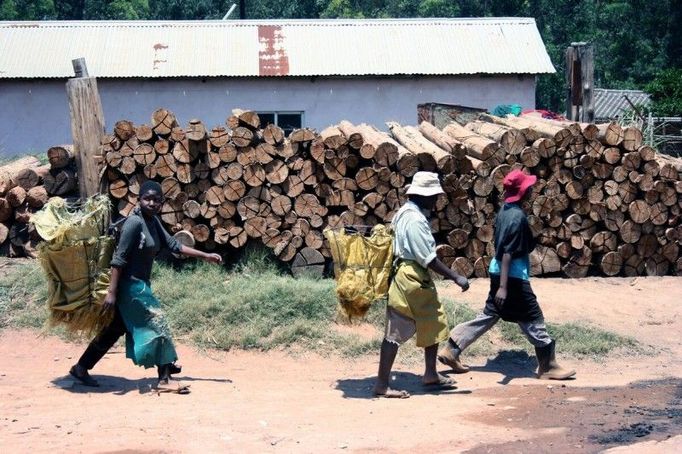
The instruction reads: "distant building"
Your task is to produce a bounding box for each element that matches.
[593,88,651,122]
[0,18,554,156]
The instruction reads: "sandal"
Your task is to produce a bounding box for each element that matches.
[156,380,191,395]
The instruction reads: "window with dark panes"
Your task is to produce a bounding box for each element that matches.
[257,111,303,135]
[259,113,275,126]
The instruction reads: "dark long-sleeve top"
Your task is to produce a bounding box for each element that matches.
[109,210,182,282]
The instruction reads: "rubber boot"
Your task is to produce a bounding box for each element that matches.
[437,339,470,374]
[157,364,171,383]
[535,340,576,380]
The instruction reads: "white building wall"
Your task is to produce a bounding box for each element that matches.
[0,76,535,156]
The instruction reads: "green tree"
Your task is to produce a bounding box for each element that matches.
[0,0,56,20]
[645,68,682,116]
[86,0,149,19]
[149,0,228,20]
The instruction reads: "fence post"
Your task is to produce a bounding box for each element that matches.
[66,58,105,199]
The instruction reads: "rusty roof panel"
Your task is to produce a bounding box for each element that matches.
[0,19,554,78]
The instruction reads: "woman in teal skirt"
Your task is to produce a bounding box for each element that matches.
[70,180,222,392]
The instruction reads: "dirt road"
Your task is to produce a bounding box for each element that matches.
[1,277,681,453]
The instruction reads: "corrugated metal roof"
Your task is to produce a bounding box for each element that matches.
[0,18,555,78]
[594,88,651,120]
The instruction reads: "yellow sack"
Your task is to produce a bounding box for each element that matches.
[30,196,115,337]
[324,225,393,320]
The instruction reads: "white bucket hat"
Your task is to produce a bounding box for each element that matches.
[405,171,444,197]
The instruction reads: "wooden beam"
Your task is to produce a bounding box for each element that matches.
[66,58,105,199]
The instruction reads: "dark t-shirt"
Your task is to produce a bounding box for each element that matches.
[109,210,182,282]
[485,203,543,322]
[493,202,536,260]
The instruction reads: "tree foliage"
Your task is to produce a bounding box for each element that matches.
[1,0,680,111]
[645,68,682,116]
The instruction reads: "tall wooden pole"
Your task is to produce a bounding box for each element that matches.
[66,58,105,199]
[578,43,595,123]
[565,42,594,123]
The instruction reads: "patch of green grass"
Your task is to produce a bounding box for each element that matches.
[0,261,49,330]
[0,259,645,360]
[153,260,344,351]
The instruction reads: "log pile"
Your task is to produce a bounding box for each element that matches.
[97,108,681,278]
[0,149,80,257]
[101,109,418,276]
[432,114,682,278]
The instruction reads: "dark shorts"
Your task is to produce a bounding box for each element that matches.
[484,275,544,323]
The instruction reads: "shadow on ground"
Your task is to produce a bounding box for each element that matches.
[336,350,548,399]
[463,378,682,453]
[463,349,539,384]
[51,374,232,395]
[335,371,473,399]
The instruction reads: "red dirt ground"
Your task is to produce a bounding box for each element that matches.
[1,276,681,453]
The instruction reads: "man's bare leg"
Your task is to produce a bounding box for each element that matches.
[373,339,409,398]
[423,344,455,387]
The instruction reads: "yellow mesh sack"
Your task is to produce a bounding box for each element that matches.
[30,196,115,337]
[324,225,393,320]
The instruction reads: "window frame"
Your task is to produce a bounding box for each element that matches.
[257,111,304,134]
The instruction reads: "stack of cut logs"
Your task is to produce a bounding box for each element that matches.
[0,145,78,256]
[99,108,682,277]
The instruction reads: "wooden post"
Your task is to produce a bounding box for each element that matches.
[565,43,594,123]
[66,58,105,199]
[565,45,578,121]
[579,43,595,123]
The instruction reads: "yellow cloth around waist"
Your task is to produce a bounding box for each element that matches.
[388,260,448,347]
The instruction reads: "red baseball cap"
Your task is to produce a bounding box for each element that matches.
[503,169,537,203]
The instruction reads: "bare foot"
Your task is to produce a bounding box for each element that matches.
[422,373,456,388]
[373,384,410,399]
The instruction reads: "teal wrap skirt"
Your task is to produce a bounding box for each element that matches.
[117,278,178,369]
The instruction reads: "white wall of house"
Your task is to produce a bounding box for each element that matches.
[0,75,535,156]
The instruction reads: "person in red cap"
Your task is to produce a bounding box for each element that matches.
[438,169,576,380]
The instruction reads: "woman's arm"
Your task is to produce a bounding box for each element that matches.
[180,245,223,264]
[103,266,122,310]
[154,216,221,264]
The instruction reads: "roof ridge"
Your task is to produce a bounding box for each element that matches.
[595,88,648,93]
[0,17,537,27]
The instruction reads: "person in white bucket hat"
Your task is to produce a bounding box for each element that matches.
[374,171,470,398]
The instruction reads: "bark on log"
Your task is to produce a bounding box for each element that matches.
[418,121,468,159]
[443,122,498,161]
[47,145,74,169]
[466,120,525,155]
